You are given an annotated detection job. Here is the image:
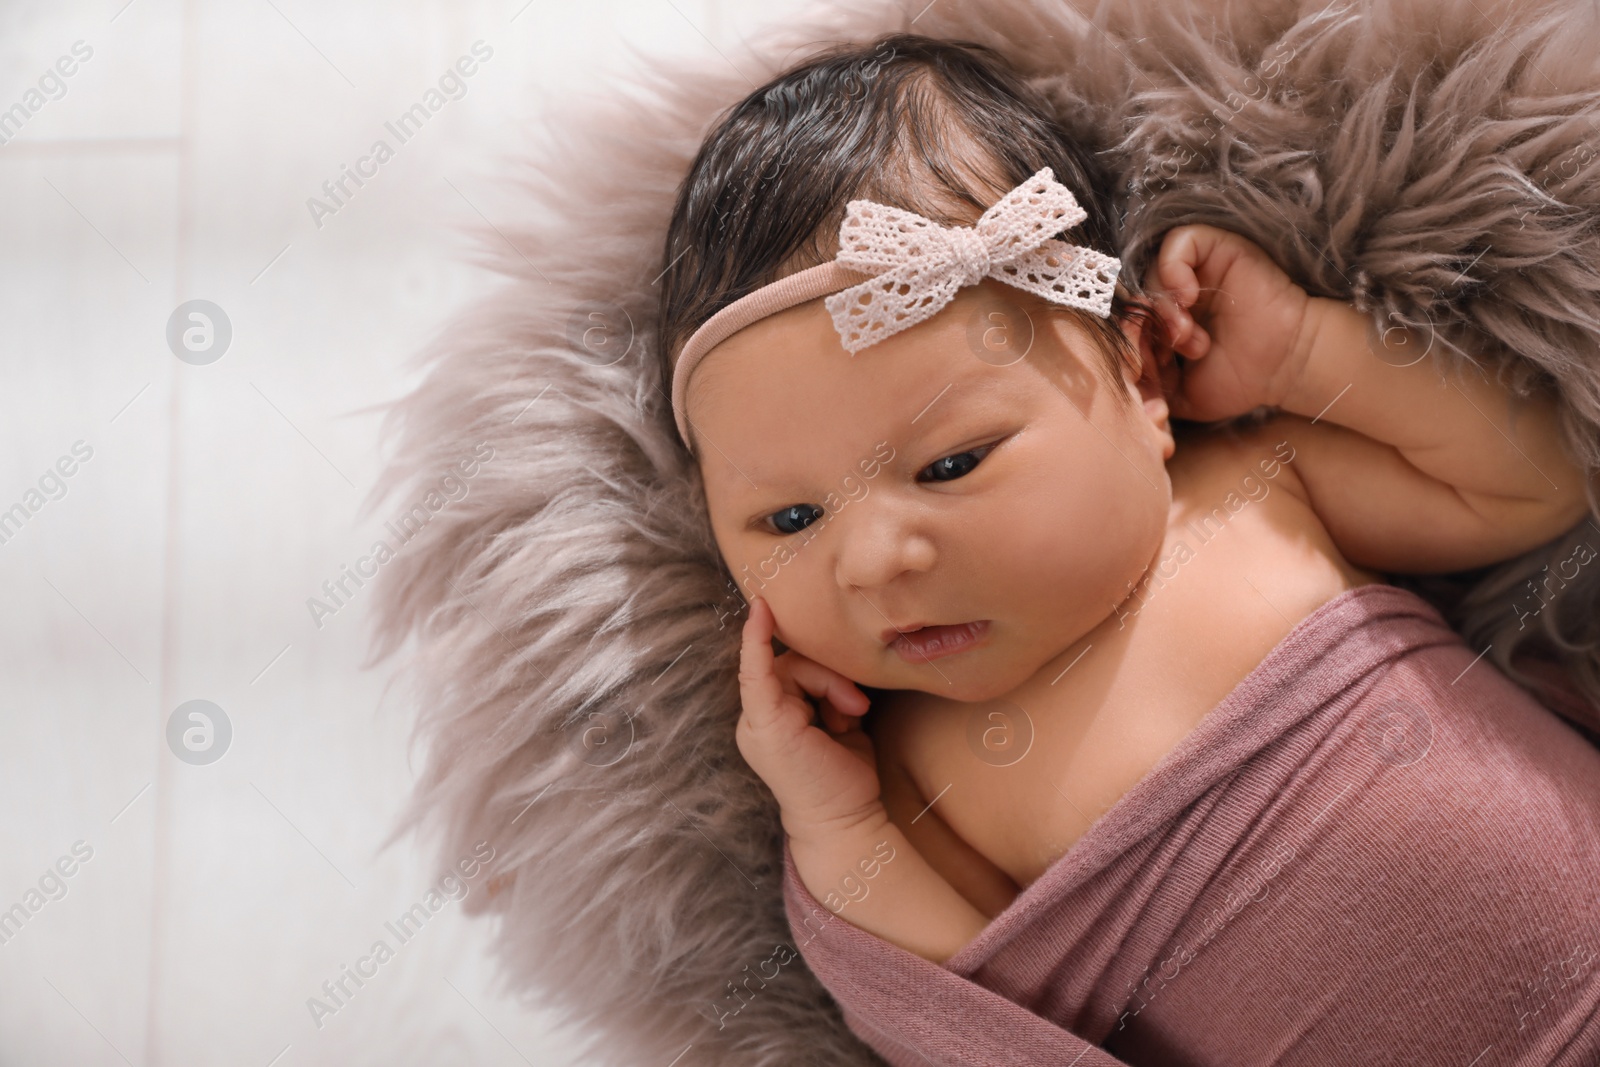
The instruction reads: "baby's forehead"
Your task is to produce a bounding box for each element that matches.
[687,287,1069,487]
[690,300,975,425]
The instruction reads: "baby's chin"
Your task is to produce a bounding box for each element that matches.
[799,620,1088,705]
[866,611,1129,706]
[860,642,1044,706]
[793,652,1004,707]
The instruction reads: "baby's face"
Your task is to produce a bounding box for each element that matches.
[688,280,1175,703]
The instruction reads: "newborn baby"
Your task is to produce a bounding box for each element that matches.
[653,33,1600,1063]
[686,218,1588,965]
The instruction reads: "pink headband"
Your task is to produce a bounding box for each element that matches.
[668,166,1122,449]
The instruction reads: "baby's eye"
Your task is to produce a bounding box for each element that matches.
[757,442,997,535]
[918,443,996,483]
[764,503,824,536]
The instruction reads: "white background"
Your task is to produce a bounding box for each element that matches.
[0,1,805,1063]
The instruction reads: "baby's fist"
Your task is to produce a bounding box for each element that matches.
[1142,224,1314,423]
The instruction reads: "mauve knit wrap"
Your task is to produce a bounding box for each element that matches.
[782,583,1600,1067]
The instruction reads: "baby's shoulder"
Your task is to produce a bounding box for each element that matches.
[1166,412,1384,620]
[1170,413,1311,509]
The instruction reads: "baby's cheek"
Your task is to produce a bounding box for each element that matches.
[994,479,1156,609]
[765,574,872,674]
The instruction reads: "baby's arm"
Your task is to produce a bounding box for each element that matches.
[1271,300,1593,573]
[736,597,990,964]
[789,809,992,965]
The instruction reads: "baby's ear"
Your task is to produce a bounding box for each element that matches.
[1115,308,1162,394]
[1118,307,1176,456]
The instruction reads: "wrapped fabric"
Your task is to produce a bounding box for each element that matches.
[784,583,1600,1066]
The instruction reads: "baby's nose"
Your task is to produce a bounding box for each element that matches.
[833,503,937,591]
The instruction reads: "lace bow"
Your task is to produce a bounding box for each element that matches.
[822,167,1121,353]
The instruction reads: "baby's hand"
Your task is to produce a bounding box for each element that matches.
[736,597,882,845]
[1143,224,1314,422]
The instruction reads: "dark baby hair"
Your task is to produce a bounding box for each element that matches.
[655,31,1165,447]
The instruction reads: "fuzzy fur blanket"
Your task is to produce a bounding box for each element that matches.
[361,1,1600,1064]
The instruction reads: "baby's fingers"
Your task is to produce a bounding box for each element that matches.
[737,597,786,728]
[1147,290,1199,357]
[780,656,870,718]
[1153,226,1204,310]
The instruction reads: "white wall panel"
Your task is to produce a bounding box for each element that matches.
[0,1,805,1062]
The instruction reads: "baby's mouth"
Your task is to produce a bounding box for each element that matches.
[886,621,990,663]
